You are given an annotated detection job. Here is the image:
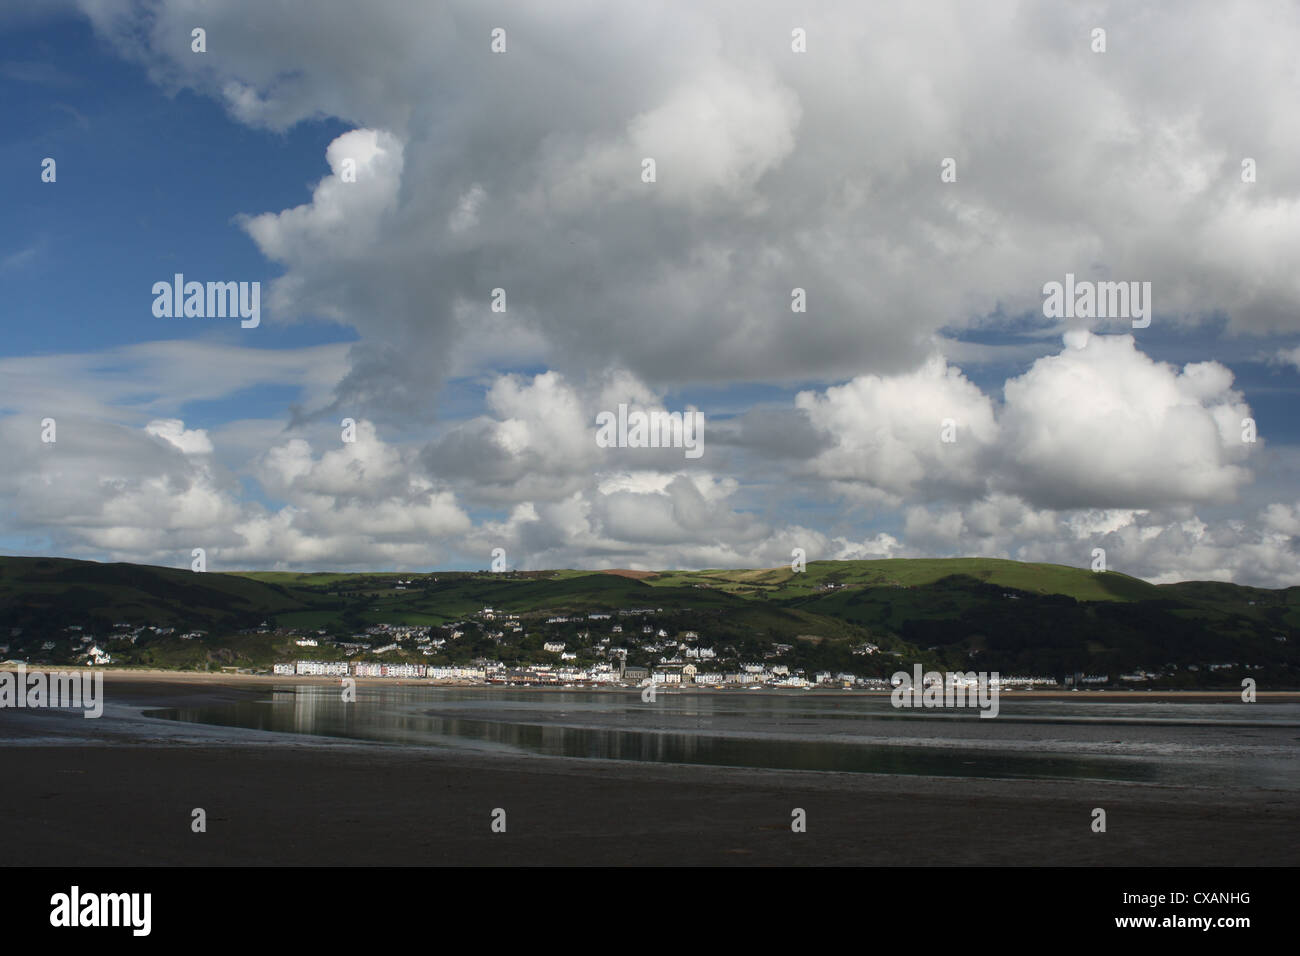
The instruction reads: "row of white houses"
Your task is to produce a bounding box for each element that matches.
[275,661,490,680]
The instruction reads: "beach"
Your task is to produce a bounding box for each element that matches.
[1,671,1296,866]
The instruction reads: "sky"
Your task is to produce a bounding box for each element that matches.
[2,0,1300,585]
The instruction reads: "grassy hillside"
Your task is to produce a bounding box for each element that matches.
[1,555,1296,684]
[0,556,321,631]
[652,559,1159,602]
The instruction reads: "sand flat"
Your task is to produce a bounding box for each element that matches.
[1,674,1296,865]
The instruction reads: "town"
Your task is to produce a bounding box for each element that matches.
[1,601,1202,691]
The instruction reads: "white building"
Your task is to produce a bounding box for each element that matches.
[295,661,350,677]
[427,665,487,681]
[354,662,426,678]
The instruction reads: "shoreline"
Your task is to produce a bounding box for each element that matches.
[2,670,1297,865]
[4,666,1294,701]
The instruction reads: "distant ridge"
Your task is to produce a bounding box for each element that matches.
[0,554,1296,683]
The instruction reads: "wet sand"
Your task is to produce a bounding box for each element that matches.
[1,673,1296,866]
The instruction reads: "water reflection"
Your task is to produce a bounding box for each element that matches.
[145,685,1300,788]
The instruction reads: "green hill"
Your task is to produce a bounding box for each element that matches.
[1,555,1295,684]
[651,558,1160,602]
[0,555,321,630]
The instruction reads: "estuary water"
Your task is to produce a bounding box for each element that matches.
[145,685,1300,789]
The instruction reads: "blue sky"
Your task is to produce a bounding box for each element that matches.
[2,1,1300,586]
[1,16,352,362]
